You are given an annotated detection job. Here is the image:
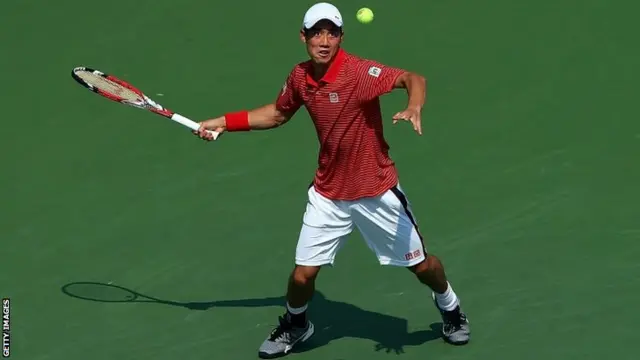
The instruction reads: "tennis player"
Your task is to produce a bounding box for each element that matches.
[195,2,470,358]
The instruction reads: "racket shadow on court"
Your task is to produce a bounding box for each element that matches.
[61,281,442,355]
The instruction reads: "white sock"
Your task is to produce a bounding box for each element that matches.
[286,302,308,314]
[434,282,460,311]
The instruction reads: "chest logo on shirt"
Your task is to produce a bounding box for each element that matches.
[368,66,382,77]
[328,92,339,103]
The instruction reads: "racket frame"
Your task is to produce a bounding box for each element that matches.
[71,67,219,140]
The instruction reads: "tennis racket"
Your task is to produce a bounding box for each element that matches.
[71,67,219,140]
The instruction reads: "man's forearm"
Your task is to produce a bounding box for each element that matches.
[404,73,426,111]
[246,104,289,130]
[221,103,290,131]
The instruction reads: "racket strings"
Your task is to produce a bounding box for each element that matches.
[77,71,141,102]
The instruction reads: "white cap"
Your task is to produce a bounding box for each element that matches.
[302,2,343,29]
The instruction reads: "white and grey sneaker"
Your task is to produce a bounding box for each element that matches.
[432,293,470,345]
[258,315,315,359]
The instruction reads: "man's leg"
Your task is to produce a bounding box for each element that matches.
[352,185,470,345]
[409,254,454,304]
[284,265,321,327]
[408,254,470,345]
[258,186,352,359]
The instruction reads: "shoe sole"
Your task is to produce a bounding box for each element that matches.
[443,336,470,346]
[258,322,315,359]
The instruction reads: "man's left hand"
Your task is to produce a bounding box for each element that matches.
[392,107,422,135]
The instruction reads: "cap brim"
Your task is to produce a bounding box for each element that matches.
[303,16,343,29]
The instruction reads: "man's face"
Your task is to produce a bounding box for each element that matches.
[300,20,343,65]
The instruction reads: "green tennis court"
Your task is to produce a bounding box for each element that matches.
[1,0,639,359]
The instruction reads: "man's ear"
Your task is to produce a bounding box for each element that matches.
[299,30,307,43]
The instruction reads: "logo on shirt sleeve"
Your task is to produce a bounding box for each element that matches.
[281,82,287,95]
[368,66,382,77]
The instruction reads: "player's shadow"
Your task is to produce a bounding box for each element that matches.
[61,281,442,354]
[208,292,442,355]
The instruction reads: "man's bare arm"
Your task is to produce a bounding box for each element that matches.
[394,72,426,111]
[245,103,294,130]
[391,72,427,135]
[197,104,293,138]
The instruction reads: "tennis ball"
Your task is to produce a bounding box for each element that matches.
[356,8,374,24]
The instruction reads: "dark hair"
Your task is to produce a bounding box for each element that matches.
[302,25,343,37]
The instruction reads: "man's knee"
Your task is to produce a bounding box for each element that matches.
[409,254,442,275]
[291,265,321,287]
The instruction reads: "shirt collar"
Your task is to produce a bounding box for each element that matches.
[306,48,347,86]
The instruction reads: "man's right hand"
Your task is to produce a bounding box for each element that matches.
[193,117,226,141]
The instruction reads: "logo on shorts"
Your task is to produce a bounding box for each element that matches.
[368,66,381,77]
[329,92,339,103]
[404,249,422,261]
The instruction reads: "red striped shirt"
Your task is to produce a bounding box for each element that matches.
[276,49,406,201]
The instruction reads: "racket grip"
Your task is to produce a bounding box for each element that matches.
[171,113,220,140]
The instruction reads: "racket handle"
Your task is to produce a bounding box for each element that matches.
[171,113,220,140]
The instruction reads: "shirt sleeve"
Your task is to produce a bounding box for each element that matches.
[275,69,303,115]
[357,60,407,102]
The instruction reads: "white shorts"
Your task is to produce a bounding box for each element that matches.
[295,184,427,267]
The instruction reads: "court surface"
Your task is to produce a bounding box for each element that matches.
[1,0,639,359]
